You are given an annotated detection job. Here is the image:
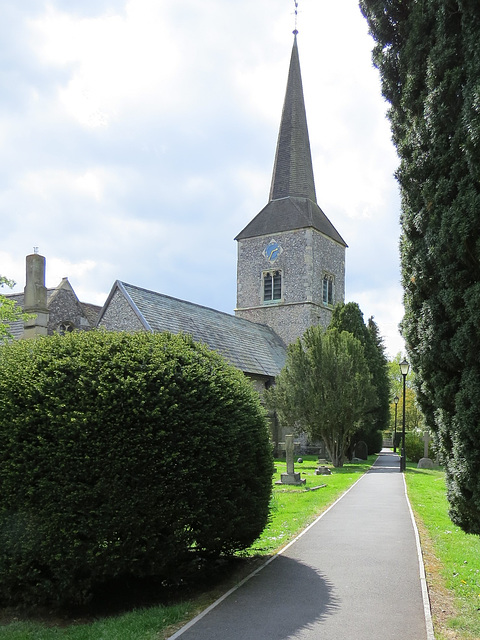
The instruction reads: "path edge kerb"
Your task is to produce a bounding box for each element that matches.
[403,472,435,640]
[167,460,372,639]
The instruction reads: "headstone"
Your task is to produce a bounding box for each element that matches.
[354,441,368,461]
[276,435,306,485]
[315,466,331,475]
[417,431,434,469]
[423,430,430,457]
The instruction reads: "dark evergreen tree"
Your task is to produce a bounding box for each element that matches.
[329,303,390,454]
[367,316,391,433]
[266,327,375,467]
[0,331,273,606]
[360,0,480,532]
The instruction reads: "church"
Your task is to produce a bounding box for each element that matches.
[6,34,346,395]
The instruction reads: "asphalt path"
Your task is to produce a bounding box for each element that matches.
[169,451,433,640]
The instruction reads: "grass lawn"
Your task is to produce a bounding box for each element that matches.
[405,464,480,640]
[0,454,373,639]
[246,454,373,556]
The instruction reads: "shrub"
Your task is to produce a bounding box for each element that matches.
[350,427,383,458]
[368,429,384,455]
[404,430,432,463]
[0,331,273,606]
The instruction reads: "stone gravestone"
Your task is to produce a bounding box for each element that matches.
[417,430,434,469]
[276,435,306,485]
[315,465,331,475]
[354,441,368,461]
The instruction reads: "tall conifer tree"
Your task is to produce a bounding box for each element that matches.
[360,0,480,532]
[329,303,390,452]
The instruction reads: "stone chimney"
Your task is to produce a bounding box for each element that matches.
[23,252,49,338]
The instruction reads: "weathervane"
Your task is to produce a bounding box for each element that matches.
[293,0,299,35]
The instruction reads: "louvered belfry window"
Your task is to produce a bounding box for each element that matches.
[263,271,282,302]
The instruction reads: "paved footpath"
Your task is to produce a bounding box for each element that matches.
[169,451,434,640]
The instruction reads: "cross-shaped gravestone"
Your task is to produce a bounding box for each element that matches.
[423,430,430,458]
[276,435,306,485]
[417,430,434,468]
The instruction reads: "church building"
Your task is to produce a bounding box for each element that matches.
[5,33,346,393]
[235,34,346,345]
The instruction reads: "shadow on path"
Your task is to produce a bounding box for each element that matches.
[174,555,339,640]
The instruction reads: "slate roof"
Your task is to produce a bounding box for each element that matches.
[236,196,347,246]
[236,35,346,247]
[269,35,316,203]
[79,302,101,327]
[102,281,287,378]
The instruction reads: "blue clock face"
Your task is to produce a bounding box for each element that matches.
[263,240,282,263]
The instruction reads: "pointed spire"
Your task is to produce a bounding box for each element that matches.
[269,34,316,203]
[235,32,346,247]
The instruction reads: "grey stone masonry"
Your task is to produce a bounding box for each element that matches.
[97,287,146,332]
[234,35,346,347]
[235,228,345,345]
[23,252,49,338]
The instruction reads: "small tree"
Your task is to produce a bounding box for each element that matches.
[266,327,376,467]
[0,276,33,340]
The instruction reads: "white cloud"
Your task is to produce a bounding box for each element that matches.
[0,0,405,358]
[32,1,181,128]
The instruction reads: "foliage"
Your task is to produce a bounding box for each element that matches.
[0,330,273,606]
[0,276,33,341]
[329,303,390,454]
[0,455,374,638]
[404,430,432,463]
[388,352,414,401]
[361,428,384,456]
[266,326,375,467]
[360,0,480,533]
[388,354,425,443]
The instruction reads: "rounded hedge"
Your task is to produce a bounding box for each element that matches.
[0,331,273,606]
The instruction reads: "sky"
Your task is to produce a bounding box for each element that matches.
[0,0,406,358]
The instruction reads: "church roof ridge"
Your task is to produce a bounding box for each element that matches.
[98,281,287,378]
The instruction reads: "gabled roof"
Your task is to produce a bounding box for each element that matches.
[236,35,346,247]
[99,281,287,378]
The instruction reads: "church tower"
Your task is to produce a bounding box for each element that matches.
[235,33,347,346]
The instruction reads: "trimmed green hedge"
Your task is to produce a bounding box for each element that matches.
[0,331,273,606]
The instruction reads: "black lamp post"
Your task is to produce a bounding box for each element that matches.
[393,395,399,453]
[399,359,410,472]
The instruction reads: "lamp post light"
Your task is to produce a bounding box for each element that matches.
[393,395,399,453]
[399,359,410,472]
